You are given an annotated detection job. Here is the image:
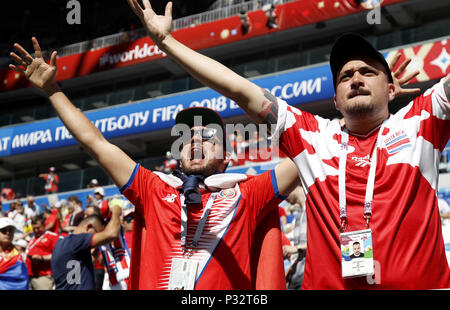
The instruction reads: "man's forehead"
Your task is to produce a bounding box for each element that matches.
[338,55,387,75]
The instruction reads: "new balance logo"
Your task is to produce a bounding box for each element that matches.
[162,193,177,203]
[351,155,371,167]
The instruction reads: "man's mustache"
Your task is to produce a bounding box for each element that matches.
[348,89,370,99]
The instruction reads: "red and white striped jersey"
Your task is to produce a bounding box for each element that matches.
[272,78,450,289]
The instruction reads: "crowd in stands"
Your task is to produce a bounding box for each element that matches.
[1,166,450,290]
[228,129,285,166]
[0,175,135,290]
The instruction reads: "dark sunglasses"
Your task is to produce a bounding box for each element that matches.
[0,226,15,234]
[123,215,133,223]
[180,128,219,142]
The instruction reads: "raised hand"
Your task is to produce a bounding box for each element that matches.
[9,37,58,95]
[127,0,173,44]
[388,52,421,98]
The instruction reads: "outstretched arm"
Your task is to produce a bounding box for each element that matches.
[9,38,136,188]
[127,0,277,129]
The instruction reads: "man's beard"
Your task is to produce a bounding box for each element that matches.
[180,158,224,177]
[343,99,375,117]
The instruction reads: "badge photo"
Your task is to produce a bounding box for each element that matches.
[340,229,374,278]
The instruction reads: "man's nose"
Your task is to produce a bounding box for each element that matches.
[191,130,203,143]
[350,72,364,88]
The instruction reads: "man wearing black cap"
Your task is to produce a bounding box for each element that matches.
[120,1,450,289]
[9,34,300,289]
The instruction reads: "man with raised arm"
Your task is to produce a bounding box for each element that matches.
[9,35,300,289]
[124,0,450,289]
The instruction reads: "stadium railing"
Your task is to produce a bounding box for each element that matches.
[55,0,294,58]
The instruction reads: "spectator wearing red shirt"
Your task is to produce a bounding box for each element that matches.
[26,215,59,290]
[39,167,59,193]
[44,203,61,234]
[1,188,15,203]
[61,196,84,235]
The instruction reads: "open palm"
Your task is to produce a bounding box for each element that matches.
[388,52,421,97]
[127,0,173,43]
[9,37,57,92]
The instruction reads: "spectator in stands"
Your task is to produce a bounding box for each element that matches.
[44,202,61,234]
[5,200,16,219]
[116,1,450,289]
[51,206,122,290]
[9,200,25,241]
[84,205,101,218]
[9,34,301,289]
[82,204,106,289]
[264,4,278,29]
[0,217,29,290]
[239,10,250,35]
[121,203,135,253]
[87,178,100,189]
[12,239,28,262]
[24,196,41,219]
[26,215,59,290]
[283,185,307,289]
[86,187,110,219]
[61,196,84,234]
[155,151,178,174]
[1,187,16,203]
[39,166,59,193]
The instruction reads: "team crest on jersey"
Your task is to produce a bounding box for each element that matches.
[218,188,237,199]
[383,130,412,155]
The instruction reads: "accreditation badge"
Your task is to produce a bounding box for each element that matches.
[168,257,199,290]
[340,229,374,278]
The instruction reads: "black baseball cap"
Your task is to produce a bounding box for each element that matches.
[330,33,393,88]
[175,107,228,147]
[175,107,225,130]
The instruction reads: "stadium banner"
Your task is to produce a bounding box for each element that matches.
[0,64,333,157]
[0,33,449,158]
[0,0,407,92]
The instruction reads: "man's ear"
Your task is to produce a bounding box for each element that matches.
[333,94,340,111]
[86,223,94,232]
[388,83,395,102]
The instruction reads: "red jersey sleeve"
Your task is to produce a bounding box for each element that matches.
[239,170,286,223]
[120,164,161,217]
[270,98,324,160]
[401,79,450,151]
